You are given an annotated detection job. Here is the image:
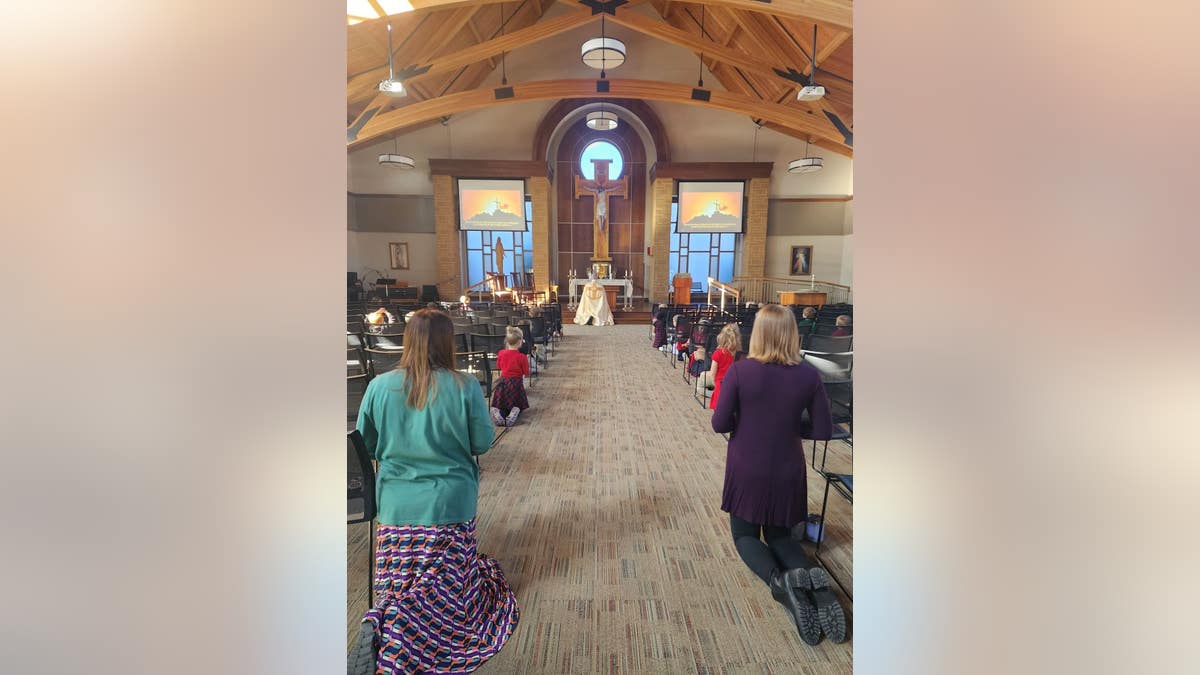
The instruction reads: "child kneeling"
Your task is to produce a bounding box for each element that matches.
[491,329,530,427]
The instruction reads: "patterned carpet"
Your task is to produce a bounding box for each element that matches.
[348,323,854,673]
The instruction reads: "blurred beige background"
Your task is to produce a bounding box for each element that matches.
[1,1,1198,674]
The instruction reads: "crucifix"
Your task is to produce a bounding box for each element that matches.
[574,158,628,264]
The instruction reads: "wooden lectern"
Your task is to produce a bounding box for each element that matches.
[779,291,828,308]
[673,274,693,305]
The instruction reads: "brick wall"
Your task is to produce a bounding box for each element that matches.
[649,177,673,304]
[529,176,551,296]
[741,177,769,278]
[432,174,460,300]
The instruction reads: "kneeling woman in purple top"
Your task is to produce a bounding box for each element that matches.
[711,303,848,645]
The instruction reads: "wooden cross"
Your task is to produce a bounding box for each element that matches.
[574,158,627,261]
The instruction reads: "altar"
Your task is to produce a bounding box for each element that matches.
[568,278,633,310]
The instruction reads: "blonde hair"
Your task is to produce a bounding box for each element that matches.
[504,330,523,349]
[836,314,851,327]
[716,323,742,353]
[801,306,817,319]
[748,304,801,365]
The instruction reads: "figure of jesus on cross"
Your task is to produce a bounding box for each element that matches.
[574,158,627,262]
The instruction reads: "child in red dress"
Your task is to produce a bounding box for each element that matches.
[708,323,742,409]
[490,330,530,427]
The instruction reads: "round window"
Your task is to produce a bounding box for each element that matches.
[579,140,623,180]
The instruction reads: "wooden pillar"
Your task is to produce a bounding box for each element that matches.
[649,176,674,304]
[529,175,551,297]
[432,174,461,300]
[741,177,770,278]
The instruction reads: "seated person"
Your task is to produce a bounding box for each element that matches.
[688,345,708,378]
[365,307,396,327]
[832,315,852,337]
[652,305,668,349]
[796,306,817,330]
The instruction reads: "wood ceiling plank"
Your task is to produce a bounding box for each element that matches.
[385,0,851,29]
[350,77,851,155]
[400,9,597,86]
[610,8,825,102]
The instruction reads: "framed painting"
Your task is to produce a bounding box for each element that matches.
[790,245,813,276]
[389,242,410,270]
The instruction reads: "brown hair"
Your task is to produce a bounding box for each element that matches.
[716,323,742,353]
[801,306,817,319]
[398,308,460,409]
[748,304,801,365]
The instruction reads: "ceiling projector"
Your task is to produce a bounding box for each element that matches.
[796,85,825,101]
[378,154,415,170]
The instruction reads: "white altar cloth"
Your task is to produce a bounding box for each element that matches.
[572,281,615,326]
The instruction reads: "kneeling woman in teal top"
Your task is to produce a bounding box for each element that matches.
[355,309,518,674]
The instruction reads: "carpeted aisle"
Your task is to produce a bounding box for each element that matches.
[348,323,853,673]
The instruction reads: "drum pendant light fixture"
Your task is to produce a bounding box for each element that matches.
[586,109,618,131]
[378,135,414,170]
[788,138,824,174]
[582,15,624,76]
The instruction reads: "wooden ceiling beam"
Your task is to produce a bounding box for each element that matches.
[710,7,851,131]
[806,28,848,76]
[606,10,822,100]
[383,0,850,29]
[761,121,847,156]
[401,10,597,86]
[348,2,568,105]
[349,77,851,155]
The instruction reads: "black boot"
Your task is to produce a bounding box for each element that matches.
[769,568,821,645]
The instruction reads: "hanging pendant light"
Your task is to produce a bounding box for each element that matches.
[378,22,407,97]
[788,138,824,174]
[586,98,618,131]
[379,134,414,169]
[586,110,619,131]
[582,14,625,74]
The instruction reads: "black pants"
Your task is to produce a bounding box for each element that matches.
[729,514,813,585]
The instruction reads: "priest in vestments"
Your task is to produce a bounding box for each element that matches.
[573,273,614,326]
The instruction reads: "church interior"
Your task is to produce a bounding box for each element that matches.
[346,0,854,671]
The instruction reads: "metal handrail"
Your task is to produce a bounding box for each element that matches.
[732,275,853,305]
[706,277,742,313]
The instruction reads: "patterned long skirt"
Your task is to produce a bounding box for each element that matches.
[490,376,529,416]
[363,520,519,674]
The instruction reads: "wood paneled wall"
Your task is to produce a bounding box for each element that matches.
[555,119,647,295]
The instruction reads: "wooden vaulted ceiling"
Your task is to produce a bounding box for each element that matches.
[346,0,853,156]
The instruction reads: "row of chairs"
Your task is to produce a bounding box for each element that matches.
[652,302,854,597]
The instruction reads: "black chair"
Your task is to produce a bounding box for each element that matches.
[805,335,852,354]
[347,430,377,607]
[511,321,538,378]
[815,471,853,600]
[347,373,368,422]
[468,333,506,374]
[456,351,493,398]
[529,315,553,357]
[803,351,853,383]
[811,380,853,471]
[347,345,369,377]
[452,330,470,353]
[365,347,403,376]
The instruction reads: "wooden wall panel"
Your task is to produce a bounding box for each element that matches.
[554,117,647,296]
